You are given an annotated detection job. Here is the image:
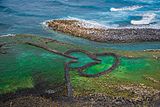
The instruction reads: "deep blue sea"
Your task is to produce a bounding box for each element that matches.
[0,0,160,50]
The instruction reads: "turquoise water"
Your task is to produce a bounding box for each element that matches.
[0,0,160,50]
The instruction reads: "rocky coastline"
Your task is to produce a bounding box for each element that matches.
[46,20,160,43]
[1,92,160,107]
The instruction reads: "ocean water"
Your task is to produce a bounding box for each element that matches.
[0,0,160,50]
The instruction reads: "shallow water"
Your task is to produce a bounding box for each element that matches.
[0,0,160,50]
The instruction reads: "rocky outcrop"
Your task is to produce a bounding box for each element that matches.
[46,20,160,43]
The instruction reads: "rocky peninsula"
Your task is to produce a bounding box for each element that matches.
[46,20,160,43]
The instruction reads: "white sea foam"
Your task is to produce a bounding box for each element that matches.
[41,19,53,28]
[0,34,16,37]
[110,5,143,12]
[131,13,156,25]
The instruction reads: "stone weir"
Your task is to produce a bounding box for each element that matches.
[46,20,160,43]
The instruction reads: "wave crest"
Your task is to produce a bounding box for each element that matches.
[110,5,143,12]
[0,34,16,37]
[131,13,156,25]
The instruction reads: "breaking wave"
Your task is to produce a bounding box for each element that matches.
[110,5,143,12]
[0,34,16,37]
[131,13,156,25]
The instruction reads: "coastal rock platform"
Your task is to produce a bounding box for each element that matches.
[0,35,160,106]
[46,20,160,43]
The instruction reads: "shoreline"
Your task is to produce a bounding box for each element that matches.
[1,87,160,107]
[1,92,160,106]
[45,20,160,43]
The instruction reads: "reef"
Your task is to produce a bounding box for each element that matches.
[0,35,160,106]
[46,20,160,43]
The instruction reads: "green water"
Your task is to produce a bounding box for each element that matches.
[0,44,67,94]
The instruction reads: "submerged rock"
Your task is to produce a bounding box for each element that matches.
[46,19,160,43]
